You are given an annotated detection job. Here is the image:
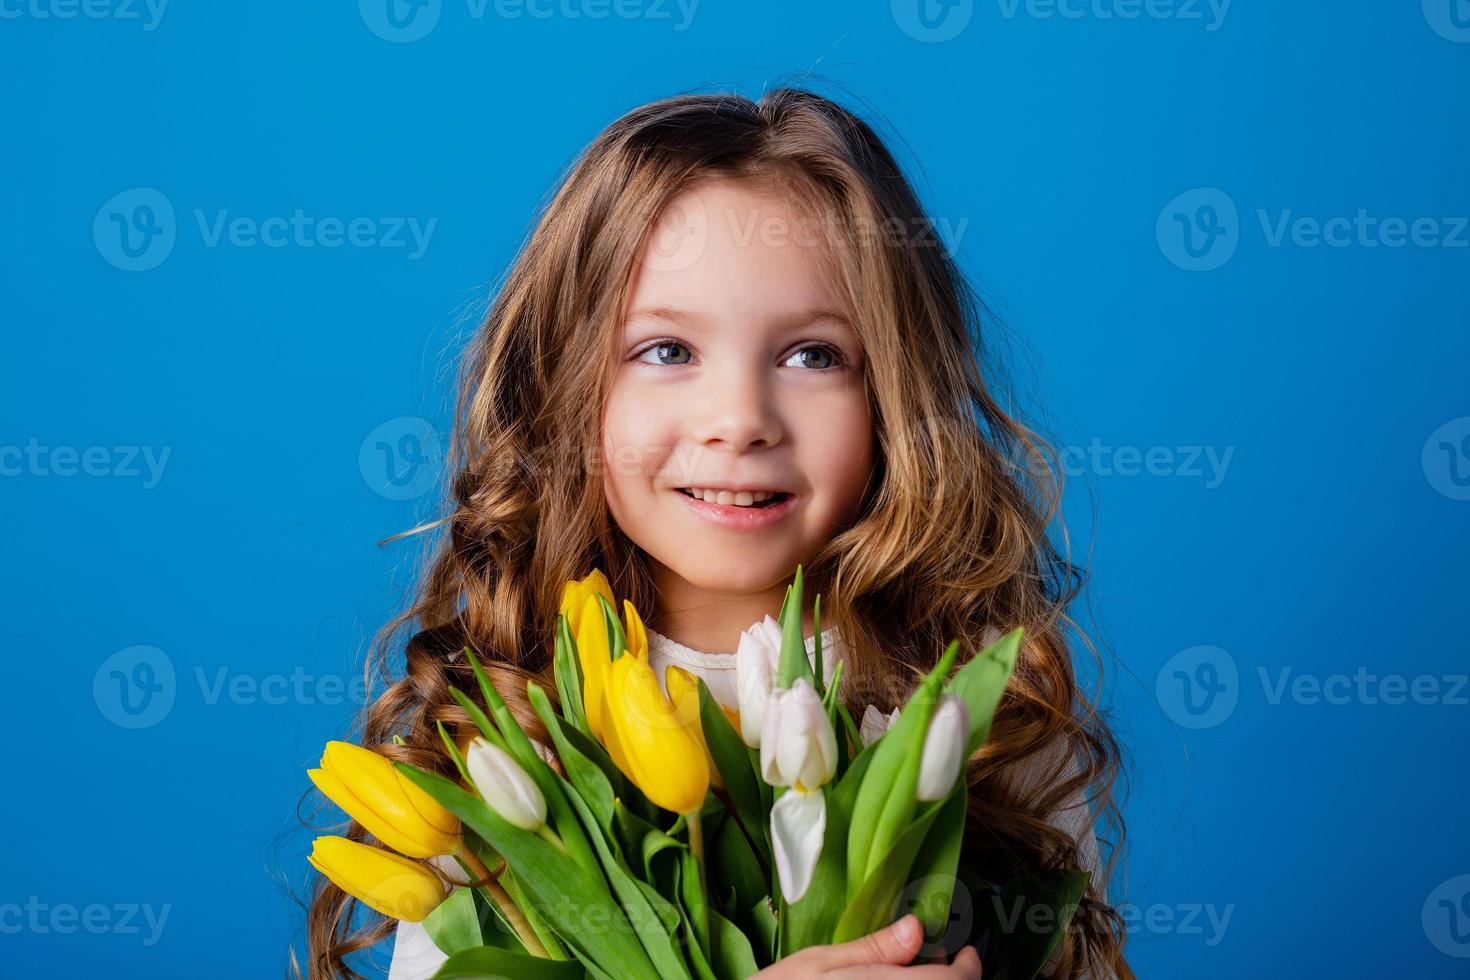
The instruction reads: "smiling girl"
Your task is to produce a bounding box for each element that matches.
[305,88,1129,979]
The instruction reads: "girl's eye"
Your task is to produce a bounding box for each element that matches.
[635,340,693,366]
[784,343,842,370]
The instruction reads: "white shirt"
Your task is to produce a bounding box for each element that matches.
[387,625,1104,978]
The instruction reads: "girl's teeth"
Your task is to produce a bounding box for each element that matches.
[685,488,777,507]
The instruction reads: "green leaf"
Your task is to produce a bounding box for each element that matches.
[776,566,815,689]
[708,905,760,980]
[447,685,507,753]
[436,721,471,783]
[528,683,616,833]
[709,808,768,924]
[903,787,968,938]
[432,946,588,979]
[422,887,486,956]
[846,642,959,896]
[947,628,1022,757]
[975,868,1090,980]
[832,794,950,943]
[396,763,660,977]
[554,612,590,736]
[693,675,770,869]
[462,651,602,878]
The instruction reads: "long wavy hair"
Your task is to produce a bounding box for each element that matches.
[300,86,1130,978]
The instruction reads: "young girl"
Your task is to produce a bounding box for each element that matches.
[305,88,1129,979]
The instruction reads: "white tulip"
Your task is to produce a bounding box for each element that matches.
[734,615,784,748]
[759,678,837,793]
[770,787,826,903]
[916,695,970,801]
[858,704,901,748]
[466,737,547,831]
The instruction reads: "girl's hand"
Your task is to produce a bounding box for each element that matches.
[752,914,982,978]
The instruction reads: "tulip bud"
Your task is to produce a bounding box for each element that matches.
[308,741,460,858]
[916,695,970,801]
[735,615,783,748]
[308,836,447,921]
[859,704,901,748]
[759,678,837,794]
[466,737,547,831]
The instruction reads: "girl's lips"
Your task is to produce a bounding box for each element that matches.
[673,489,798,531]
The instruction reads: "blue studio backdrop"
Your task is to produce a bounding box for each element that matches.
[3,2,1467,977]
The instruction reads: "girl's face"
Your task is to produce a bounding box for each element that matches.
[602,178,875,604]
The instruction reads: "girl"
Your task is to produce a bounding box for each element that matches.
[304,87,1129,979]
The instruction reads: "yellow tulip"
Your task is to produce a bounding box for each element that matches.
[665,665,724,792]
[604,651,710,814]
[308,836,446,922]
[565,571,648,745]
[559,568,615,638]
[308,741,461,859]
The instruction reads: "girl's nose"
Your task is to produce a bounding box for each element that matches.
[689,366,783,452]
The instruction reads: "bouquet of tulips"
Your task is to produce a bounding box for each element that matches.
[306,566,1087,979]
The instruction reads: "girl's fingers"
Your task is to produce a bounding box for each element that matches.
[828,944,983,980]
[817,914,924,968]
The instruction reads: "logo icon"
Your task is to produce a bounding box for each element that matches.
[892,0,973,42]
[1423,875,1470,957]
[93,188,176,272]
[895,874,974,958]
[1422,417,1470,501]
[360,0,441,42]
[93,645,176,729]
[359,416,442,500]
[1156,188,1239,272]
[1423,0,1470,42]
[1156,645,1238,729]
[642,194,709,274]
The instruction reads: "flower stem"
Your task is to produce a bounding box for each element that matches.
[686,807,710,957]
[459,846,548,958]
[536,824,569,854]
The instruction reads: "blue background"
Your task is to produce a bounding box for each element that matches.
[3,1,1467,976]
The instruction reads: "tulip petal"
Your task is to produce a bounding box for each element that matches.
[623,598,648,660]
[770,789,826,903]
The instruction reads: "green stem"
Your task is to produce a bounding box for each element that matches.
[458,847,548,957]
[536,823,569,854]
[687,807,710,957]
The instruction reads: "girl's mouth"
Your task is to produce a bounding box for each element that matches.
[675,488,792,509]
[672,487,798,530]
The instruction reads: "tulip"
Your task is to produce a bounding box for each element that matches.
[566,573,648,745]
[759,677,838,903]
[308,836,447,921]
[734,615,784,748]
[916,695,970,801]
[759,678,837,793]
[308,741,460,858]
[859,704,901,748]
[466,737,547,831]
[603,650,710,814]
